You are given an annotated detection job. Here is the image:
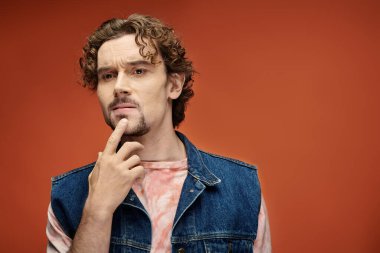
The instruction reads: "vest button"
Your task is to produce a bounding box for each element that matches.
[178,248,185,253]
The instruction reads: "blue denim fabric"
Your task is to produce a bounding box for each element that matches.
[51,132,261,253]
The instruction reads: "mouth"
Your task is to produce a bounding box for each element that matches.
[111,103,138,115]
[112,103,137,110]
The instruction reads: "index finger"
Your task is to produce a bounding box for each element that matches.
[103,118,128,154]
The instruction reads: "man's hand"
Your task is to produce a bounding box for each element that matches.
[85,118,145,219]
[68,118,144,253]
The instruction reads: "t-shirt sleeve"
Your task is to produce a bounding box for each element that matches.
[253,195,272,253]
[46,203,72,253]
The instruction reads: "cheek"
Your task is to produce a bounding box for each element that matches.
[141,93,170,121]
[97,87,112,108]
[143,89,168,109]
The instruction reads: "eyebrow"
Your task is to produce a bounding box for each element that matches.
[97,60,154,73]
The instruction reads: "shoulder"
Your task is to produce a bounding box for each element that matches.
[199,149,258,172]
[197,149,260,186]
[51,162,95,186]
[196,149,261,211]
[177,131,257,172]
[50,162,96,238]
[50,162,95,208]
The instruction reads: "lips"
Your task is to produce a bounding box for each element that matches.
[110,102,138,116]
[112,103,137,110]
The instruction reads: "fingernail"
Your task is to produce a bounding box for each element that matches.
[120,118,127,124]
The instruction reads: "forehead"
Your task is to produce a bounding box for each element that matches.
[97,34,160,67]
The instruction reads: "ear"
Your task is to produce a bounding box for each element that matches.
[167,73,185,100]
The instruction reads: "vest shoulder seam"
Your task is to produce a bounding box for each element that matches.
[51,162,96,183]
[198,150,257,170]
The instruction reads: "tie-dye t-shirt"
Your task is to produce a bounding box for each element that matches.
[133,159,188,253]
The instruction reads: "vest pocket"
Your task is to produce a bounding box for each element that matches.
[110,237,150,253]
[173,238,253,253]
[204,238,253,253]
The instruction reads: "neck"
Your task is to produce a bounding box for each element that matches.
[121,127,186,162]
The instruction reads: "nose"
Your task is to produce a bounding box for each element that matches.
[113,72,131,96]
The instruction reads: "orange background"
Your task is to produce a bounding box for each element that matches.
[0,0,379,252]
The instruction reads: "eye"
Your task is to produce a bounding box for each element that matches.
[102,73,115,80]
[100,72,116,81]
[133,68,145,75]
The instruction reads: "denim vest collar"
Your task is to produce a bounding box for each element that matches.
[176,131,221,186]
[121,131,221,214]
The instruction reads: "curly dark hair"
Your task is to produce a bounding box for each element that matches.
[79,14,194,128]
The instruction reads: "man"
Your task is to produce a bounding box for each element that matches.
[47,14,271,253]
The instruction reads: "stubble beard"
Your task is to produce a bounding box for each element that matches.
[105,96,150,137]
[107,113,150,137]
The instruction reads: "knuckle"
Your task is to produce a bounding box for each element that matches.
[122,142,132,150]
[129,142,143,150]
[115,165,124,172]
[135,166,145,178]
[107,136,116,144]
[135,142,144,149]
[120,141,143,154]
[131,154,141,163]
[135,165,144,172]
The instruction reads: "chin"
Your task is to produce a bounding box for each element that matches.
[108,115,129,128]
[108,116,150,137]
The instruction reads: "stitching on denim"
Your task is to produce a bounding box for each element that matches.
[111,237,151,251]
[171,232,256,243]
[51,162,95,183]
[171,181,205,232]
[199,150,257,171]
[187,167,221,186]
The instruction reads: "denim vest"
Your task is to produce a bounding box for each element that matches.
[51,132,261,253]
